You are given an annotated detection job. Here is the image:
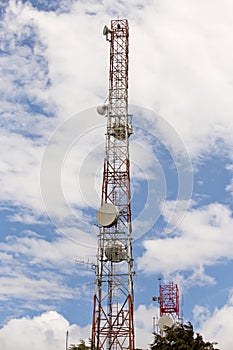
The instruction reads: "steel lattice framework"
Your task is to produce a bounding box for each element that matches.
[159,282,179,319]
[91,19,134,350]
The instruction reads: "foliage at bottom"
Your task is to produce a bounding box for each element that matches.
[151,322,219,350]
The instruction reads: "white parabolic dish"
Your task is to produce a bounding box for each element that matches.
[97,203,119,227]
[158,315,174,331]
[97,105,108,116]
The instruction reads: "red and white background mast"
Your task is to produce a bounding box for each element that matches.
[92,19,134,350]
[159,281,179,320]
[153,279,180,334]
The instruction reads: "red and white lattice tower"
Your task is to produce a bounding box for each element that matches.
[153,280,179,333]
[91,19,134,350]
[159,281,179,319]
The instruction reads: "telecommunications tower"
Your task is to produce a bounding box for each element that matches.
[91,19,134,350]
[153,279,179,334]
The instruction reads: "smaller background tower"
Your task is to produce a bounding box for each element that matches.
[152,278,179,334]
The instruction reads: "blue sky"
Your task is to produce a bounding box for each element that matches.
[0,1,233,349]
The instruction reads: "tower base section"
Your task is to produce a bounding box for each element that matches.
[91,294,134,350]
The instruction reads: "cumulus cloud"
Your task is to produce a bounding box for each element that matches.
[0,305,157,350]
[0,311,91,350]
[130,0,233,157]
[137,202,233,285]
[196,291,233,350]
[135,304,159,348]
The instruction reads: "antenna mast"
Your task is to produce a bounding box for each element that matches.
[92,19,134,350]
[153,279,179,334]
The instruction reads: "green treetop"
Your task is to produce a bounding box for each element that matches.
[151,322,219,350]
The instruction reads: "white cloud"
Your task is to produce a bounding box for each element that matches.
[135,304,159,348]
[0,231,95,315]
[0,131,45,214]
[193,304,211,325]
[0,311,91,350]
[0,230,96,272]
[8,209,44,224]
[130,0,233,158]
[0,274,75,302]
[0,305,158,350]
[226,164,233,172]
[137,203,233,284]
[196,291,233,350]
[225,178,233,196]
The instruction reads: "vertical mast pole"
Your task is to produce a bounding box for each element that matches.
[92,19,134,350]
